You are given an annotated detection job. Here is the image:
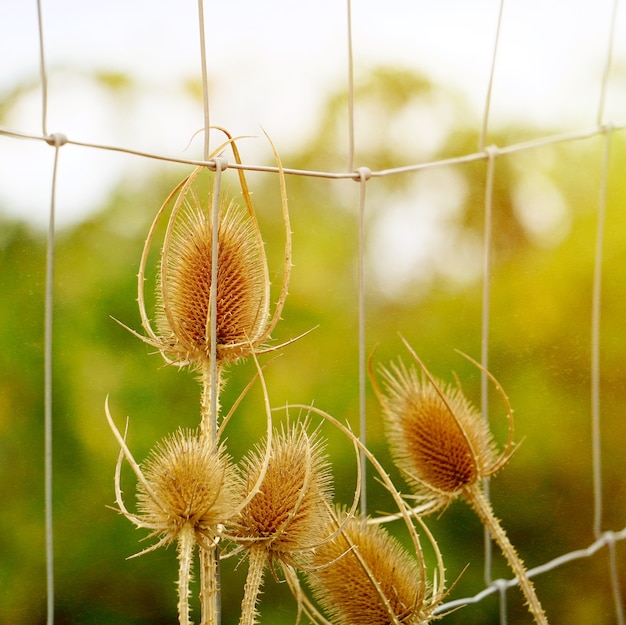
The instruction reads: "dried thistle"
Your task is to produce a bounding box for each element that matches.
[307,509,439,625]
[372,340,549,625]
[135,133,290,373]
[375,360,509,511]
[153,191,270,369]
[124,129,292,439]
[228,421,334,625]
[283,404,448,625]
[105,400,242,625]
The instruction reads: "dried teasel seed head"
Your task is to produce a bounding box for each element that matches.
[136,428,241,549]
[132,134,292,382]
[374,353,551,625]
[155,192,270,369]
[378,358,506,510]
[308,510,433,625]
[232,422,334,567]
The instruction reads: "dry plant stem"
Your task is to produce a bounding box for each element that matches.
[199,353,276,625]
[200,363,222,625]
[201,363,223,442]
[240,544,267,625]
[464,482,549,625]
[200,545,220,625]
[178,524,196,625]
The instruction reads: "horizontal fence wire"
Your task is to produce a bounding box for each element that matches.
[435,527,626,615]
[2,122,626,178]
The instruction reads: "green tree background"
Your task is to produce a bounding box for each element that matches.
[1,68,625,624]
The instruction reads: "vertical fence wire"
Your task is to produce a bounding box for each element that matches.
[36,0,54,622]
[597,0,620,126]
[43,144,59,625]
[478,4,503,595]
[481,146,497,589]
[356,167,371,522]
[592,2,626,616]
[346,0,371,523]
[497,580,508,625]
[591,126,625,625]
[608,535,625,625]
[197,0,211,160]
[36,0,48,139]
[346,0,356,172]
[591,128,611,542]
[479,0,505,151]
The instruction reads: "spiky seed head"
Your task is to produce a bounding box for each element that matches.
[379,360,500,509]
[308,510,431,625]
[233,423,334,567]
[137,429,241,548]
[156,194,269,369]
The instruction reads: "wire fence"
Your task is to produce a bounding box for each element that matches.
[0,1,625,624]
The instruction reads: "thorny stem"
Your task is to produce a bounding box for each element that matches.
[464,482,549,625]
[200,545,220,625]
[199,363,223,625]
[178,524,196,625]
[240,544,267,625]
[200,363,222,443]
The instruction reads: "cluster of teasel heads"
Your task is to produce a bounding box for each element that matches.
[106,129,550,625]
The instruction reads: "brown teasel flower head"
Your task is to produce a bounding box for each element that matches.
[106,402,244,625]
[106,404,242,555]
[374,344,515,512]
[154,190,270,368]
[307,509,438,625]
[231,420,334,568]
[134,429,242,550]
[132,132,291,372]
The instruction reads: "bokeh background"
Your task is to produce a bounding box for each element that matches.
[1,2,625,624]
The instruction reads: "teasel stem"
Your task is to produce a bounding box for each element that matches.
[200,544,220,625]
[200,363,223,443]
[240,544,266,625]
[464,482,549,625]
[207,156,224,443]
[177,524,196,625]
[199,362,222,625]
[201,155,223,624]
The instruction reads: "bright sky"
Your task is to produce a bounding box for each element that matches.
[0,0,624,227]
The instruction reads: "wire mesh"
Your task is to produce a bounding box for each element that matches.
[0,1,624,624]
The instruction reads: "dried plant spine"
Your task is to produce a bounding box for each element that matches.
[373,341,549,625]
[230,421,334,625]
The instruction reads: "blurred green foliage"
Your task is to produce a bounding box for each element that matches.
[1,68,625,624]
